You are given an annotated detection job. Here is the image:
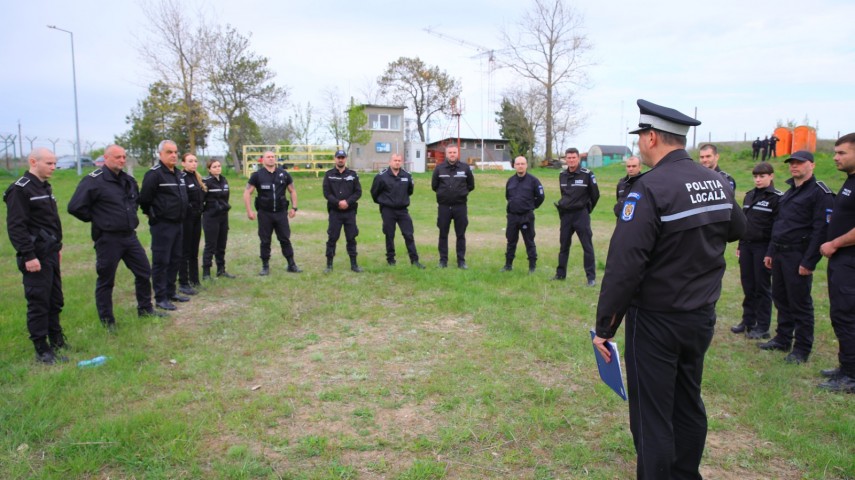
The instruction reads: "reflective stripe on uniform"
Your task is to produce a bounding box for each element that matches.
[661,203,732,222]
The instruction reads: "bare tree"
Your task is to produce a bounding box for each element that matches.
[500,0,592,161]
[378,57,461,142]
[323,87,347,147]
[136,0,212,154]
[289,102,319,146]
[206,25,287,170]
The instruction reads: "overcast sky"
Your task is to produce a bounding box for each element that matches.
[2,0,854,157]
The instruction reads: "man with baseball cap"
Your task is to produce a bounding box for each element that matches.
[322,149,363,273]
[594,99,745,478]
[759,150,834,365]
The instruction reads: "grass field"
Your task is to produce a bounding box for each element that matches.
[1,145,852,479]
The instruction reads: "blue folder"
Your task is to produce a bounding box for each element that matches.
[590,330,627,401]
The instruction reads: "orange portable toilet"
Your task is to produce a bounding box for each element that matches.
[773,127,792,157]
[792,126,817,153]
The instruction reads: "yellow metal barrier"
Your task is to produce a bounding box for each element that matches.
[242,145,342,177]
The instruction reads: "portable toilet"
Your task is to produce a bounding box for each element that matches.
[792,126,817,153]
[773,127,792,157]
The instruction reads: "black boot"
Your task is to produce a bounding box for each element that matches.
[202,266,212,281]
[49,332,71,352]
[350,256,363,273]
[258,261,270,276]
[324,258,334,274]
[528,261,536,274]
[218,266,236,279]
[286,257,302,273]
[34,337,66,364]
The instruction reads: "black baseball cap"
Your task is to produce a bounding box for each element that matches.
[335,150,347,158]
[784,150,814,163]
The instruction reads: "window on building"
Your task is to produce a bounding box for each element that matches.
[494,144,505,150]
[369,113,402,131]
[416,150,421,158]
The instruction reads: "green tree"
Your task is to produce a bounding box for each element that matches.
[378,57,461,142]
[496,98,535,159]
[345,98,371,154]
[207,25,287,171]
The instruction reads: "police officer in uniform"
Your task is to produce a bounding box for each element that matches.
[553,147,599,284]
[593,100,746,479]
[201,159,234,280]
[244,151,301,276]
[68,144,161,332]
[761,136,770,161]
[759,150,834,364]
[431,145,475,269]
[4,148,69,363]
[818,133,855,393]
[178,153,206,294]
[323,149,362,273]
[731,161,782,339]
[769,134,779,159]
[698,143,736,191]
[370,153,425,268]
[501,156,545,273]
[140,140,190,311]
[752,137,761,161]
[614,155,641,217]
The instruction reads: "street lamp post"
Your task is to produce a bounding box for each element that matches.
[47,25,82,175]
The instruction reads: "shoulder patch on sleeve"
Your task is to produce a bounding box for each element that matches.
[14,176,30,187]
[816,181,833,194]
[621,200,637,221]
[88,168,103,178]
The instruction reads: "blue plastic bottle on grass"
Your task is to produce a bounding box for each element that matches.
[77,356,107,368]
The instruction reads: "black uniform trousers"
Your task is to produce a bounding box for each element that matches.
[95,232,152,321]
[179,212,202,286]
[770,248,814,355]
[437,204,468,264]
[557,209,595,281]
[202,213,229,270]
[626,305,714,480]
[257,209,294,262]
[752,149,759,161]
[18,250,63,341]
[738,242,773,331]
[381,206,419,263]
[150,221,182,302]
[828,253,855,376]
[505,212,537,267]
[326,209,358,259]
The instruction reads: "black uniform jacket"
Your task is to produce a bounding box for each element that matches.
[766,175,834,270]
[248,167,292,213]
[323,167,361,212]
[715,166,736,191]
[740,184,782,243]
[614,174,641,217]
[139,162,189,223]
[431,160,475,206]
[182,170,205,216]
[4,172,63,261]
[371,168,413,209]
[557,167,599,213]
[595,149,746,339]
[68,167,141,239]
[203,175,231,216]
[828,174,855,258]
[505,173,545,214]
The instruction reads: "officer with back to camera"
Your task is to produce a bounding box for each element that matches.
[759,150,834,365]
[4,147,69,364]
[323,149,363,273]
[139,139,190,311]
[593,100,746,479]
[553,147,599,285]
[68,144,162,334]
[370,153,426,269]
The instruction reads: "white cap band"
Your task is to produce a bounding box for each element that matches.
[637,114,691,136]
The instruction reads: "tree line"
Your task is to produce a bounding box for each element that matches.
[119,0,590,169]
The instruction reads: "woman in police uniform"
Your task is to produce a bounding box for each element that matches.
[201,159,234,280]
[179,153,206,294]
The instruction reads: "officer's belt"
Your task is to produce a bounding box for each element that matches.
[101,230,135,238]
[773,241,807,252]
